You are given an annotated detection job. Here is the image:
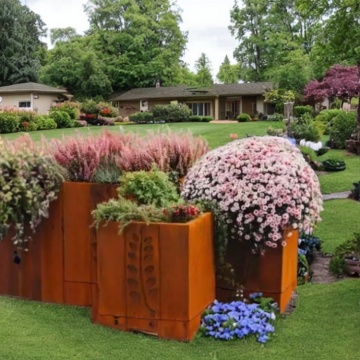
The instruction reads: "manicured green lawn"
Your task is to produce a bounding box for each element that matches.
[0,279,359,360]
[1,123,359,359]
[2,122,358,194]
[0,121,283,149]
[318,150,360,194]
[314,199,360,254]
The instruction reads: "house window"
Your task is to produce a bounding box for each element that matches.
[187,102,211,116]
[19,101,31,108]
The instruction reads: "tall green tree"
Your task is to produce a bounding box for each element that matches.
[216,55,241,84]
[40,37,112,99]
[50,27,80,45]
[229,0,320,83]
[265,49,313,92]
[229,0,269,82]
[194,53,213,87]
[298,0,360,75]
[84,0,187,91]
[0,0,46,86]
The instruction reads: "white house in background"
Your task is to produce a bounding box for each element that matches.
[0,82,73,114]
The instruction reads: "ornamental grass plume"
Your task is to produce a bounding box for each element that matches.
[52,130,137,182]
[144,129,209,177]
[182,136,323,251]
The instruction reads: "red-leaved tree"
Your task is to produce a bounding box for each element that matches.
[304,64,360,144]
[304,64,360,104]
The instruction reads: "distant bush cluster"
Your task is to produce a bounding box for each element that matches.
[129,103,213,124]
[0,100,122,134]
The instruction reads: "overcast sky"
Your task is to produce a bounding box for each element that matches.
[24,0,240,79]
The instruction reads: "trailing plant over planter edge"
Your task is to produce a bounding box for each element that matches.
[92,169,203,233]
[0,141,65,248]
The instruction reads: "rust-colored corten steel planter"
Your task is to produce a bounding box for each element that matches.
[0,198,63,303]
[216,229,298,313]
[62,182,118,306]
[0,182,117,306]
[92,213,215,341]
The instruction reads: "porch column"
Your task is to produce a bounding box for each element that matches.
[214,96,219,120]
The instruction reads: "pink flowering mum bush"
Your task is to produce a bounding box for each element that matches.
[182,136,323,251]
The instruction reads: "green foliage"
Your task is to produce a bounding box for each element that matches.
[97,102,119,118]
[0,113,19,133]
[18,121,38,132]
[92,197,168,233]
[267,126,285,137]
[80,99,98,115]
[315,109,344,135]
[351,181,360,201]
[298,254,309,278]
[152,103,191,123]
[194,53,214,86]
[118,169,179,207]
[294,105,313,118]
[36,116,58,130]
[129,112,154,124]
[266,49,314,92]
[0,0,46,86]
[299,145,318,163]
[329,233,360,276]
[49,110,73,129]
[216,55,241,84]
[329,111,357,149]
[189,115,213,122]
[91,162,122,184]
[0,146,65,247]
[237,113,251,122]
[51,101,80,120]
[84,0,187,91]
[195,199,229,275]
[264,89,296,114]
[288,116,321,142]
[321,158,346,172]
[40,37,113,99]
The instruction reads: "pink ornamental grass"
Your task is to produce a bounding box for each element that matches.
[52,131,137,182]
[182,136,323,251]
[144,130,209,177]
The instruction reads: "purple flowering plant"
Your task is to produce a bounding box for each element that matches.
[182,137,323,251]
[201,300,275,343]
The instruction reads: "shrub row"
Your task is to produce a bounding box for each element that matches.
[129,104,214,124]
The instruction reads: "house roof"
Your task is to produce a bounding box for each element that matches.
[0,82,69,94]
[112,82,273,101]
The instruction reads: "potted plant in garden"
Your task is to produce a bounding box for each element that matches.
[91,168,215,341]
[182,136,323,312]
[51,130,209,306]
[0,137,65,302]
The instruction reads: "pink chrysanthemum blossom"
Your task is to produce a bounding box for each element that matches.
[182,136,323,250]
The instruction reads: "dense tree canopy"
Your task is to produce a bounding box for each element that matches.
[216,55,241,84]
[0,0,46,86]
[304,65,360,104]
[194,53,213,87]
[84,0,187,91]
[40,36,112,99]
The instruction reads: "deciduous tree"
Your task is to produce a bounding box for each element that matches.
[0,0,46,86]
[216,55,241,84]
[194,53,213,87]
[84,0,187,91]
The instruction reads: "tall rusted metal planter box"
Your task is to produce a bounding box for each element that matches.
[92,212,215,341]
[216,229,298,313]
[0,182,117,306]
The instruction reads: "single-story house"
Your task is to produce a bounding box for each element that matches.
[110,82,274,120]
[0,82,72,114]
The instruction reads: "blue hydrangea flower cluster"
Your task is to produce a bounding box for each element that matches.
[201,300,275,343]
